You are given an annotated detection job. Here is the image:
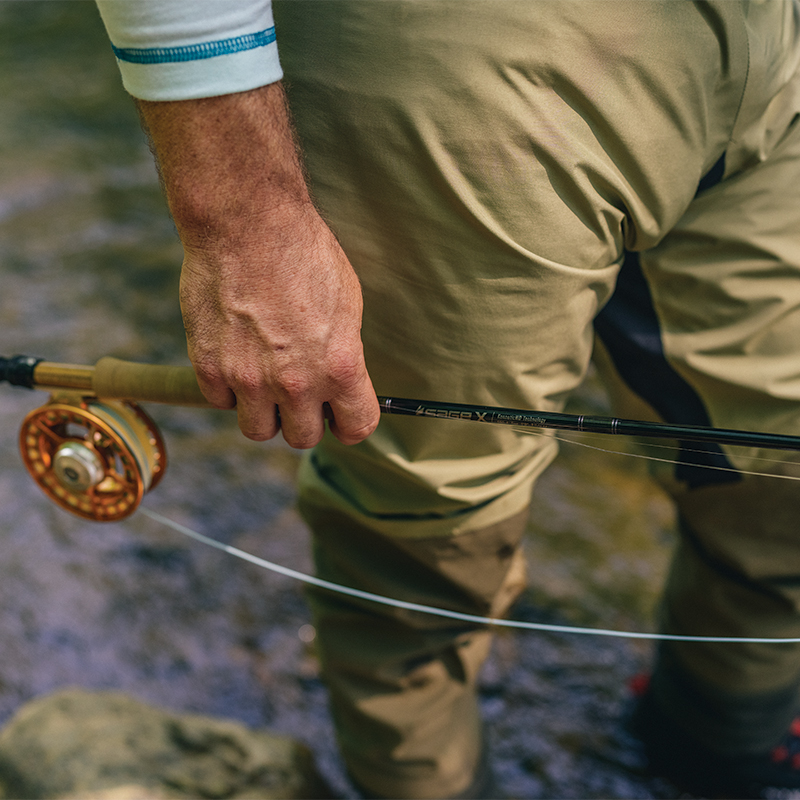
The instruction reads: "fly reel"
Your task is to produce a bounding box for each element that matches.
[19,398,166,521]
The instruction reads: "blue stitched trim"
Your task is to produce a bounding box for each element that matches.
[111,27,276,65]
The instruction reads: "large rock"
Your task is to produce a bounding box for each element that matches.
[0,689,334,799]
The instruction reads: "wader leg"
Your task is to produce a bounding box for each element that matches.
[300,504,529,799]
[595,90,800,755]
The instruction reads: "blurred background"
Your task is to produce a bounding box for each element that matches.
[0,3,680,797]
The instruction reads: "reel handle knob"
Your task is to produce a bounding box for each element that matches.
[53,442,105,492]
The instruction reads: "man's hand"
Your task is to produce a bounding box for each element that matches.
[137,83,380,448]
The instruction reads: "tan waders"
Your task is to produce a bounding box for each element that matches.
[273,0,800,795]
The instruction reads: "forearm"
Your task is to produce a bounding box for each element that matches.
[137,82,312,252]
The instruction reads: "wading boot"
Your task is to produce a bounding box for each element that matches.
[632,680,800,799]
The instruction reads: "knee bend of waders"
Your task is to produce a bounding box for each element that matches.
[344,740,485,799]
[299,502,530,622]
[302,505,528,701]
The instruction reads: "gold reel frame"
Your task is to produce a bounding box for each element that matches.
[19,398,166,522]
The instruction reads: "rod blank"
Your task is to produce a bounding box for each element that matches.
[379,397,800,452]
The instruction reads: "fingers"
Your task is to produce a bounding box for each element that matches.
[236,400,282,443]
[185,297,378,448]
[195,363,379,448]
[270,397,327,449]
[192,359,283,442]
[327,374,381,446]
[211,367,287,443]
[237,373,378,449]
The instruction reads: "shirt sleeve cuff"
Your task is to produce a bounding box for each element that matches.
[95,0,283,101]
[115,40,283,101]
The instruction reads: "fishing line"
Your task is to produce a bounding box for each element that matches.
[139,506,800,644]
[514,428,800,482]
[565,432,800,470]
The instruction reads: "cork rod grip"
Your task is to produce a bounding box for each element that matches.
[92,357,210,406]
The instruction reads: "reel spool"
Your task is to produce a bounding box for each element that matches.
[19,398,166,521]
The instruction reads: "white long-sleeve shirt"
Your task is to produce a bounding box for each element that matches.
[95,0,283,100]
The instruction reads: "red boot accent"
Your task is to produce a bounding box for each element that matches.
[628,672,651,697]
[772,745,790,763]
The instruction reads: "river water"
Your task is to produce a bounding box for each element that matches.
[0,4,682,798]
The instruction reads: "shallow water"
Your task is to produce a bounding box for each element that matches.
[0,4,682,797]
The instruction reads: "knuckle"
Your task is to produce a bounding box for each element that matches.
[330,356,365,390]
[276,372,314,403]
[332,401,381,445]
[231,368,267,396]
[359,415,381,438]
[236,401,278,442]
[191,356,223,386]
[190,361,236,410]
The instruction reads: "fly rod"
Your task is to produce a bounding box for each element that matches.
[4,353,800,522]
[4,354,800,452]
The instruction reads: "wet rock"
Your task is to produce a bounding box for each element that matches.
[0,688,333,799]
